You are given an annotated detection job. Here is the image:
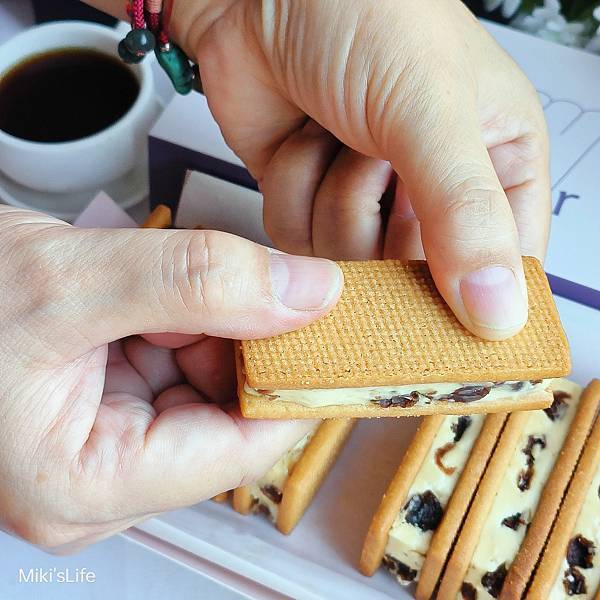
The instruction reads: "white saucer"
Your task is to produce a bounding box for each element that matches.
[0,160,149,222]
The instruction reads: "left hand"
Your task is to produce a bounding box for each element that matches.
[0,207,339,552]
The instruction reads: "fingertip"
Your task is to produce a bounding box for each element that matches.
[269,250,344,313]
[459,264,528,341]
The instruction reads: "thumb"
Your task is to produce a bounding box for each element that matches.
[389,88,528,341]
[26,224,343,349]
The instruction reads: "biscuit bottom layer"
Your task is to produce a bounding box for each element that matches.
[549,458,600,599]
[384,414,486,586]
[462,379,581,598]
[247,428,316,522]
[244,380,549,409]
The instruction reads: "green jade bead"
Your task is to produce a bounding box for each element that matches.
[118,39,143,64]
[125,29,156,55]
[155,44,194,95]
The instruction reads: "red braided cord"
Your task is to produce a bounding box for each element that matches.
[158,29,170,46]
[144,0,170,45]
[132,0,145,29]
[129,0,172,49]
[147,12,160,33]
[162,0,174,36]
[146,0,162,11]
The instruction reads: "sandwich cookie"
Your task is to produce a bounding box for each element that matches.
[439,379,597,599]
[238,259,570,418]
[360,411,505,598]
[528,381,600,600]
[233,419,354,534]
[501,379,599,599]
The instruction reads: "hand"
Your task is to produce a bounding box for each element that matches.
[0,207,341,551]
[173,0,549,341]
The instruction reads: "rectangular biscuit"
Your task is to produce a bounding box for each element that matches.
[417,412,507,600]
[528,382,600,599]
[241,258,570,390]
[436,410,531,599]
[359,412,505,593]
[232,418,354,534]
[360,415,446,577]
[141,204,172,229]
[439,379,593,599]
[501,379,599,600]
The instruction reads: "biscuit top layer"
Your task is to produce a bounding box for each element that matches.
[242,258,571,389]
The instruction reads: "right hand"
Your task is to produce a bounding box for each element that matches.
[173,0,550,341]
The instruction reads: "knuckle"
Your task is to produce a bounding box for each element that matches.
[263,218,312,255]
[159,231,228,319]
[440,176,509,233]
[3,228,71,323]
[518,129,549,164]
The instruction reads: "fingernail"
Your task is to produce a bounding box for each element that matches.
[460,266,527,332]
[269,251,343,311]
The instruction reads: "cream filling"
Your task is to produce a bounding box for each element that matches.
[247,428,316,522]
[245,380,549,409]
[548,460,600,600]
[384,414,486,585]
[461,379,582,599]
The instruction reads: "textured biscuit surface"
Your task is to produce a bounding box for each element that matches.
[500,380,599,600]
[242,258,570,389]
[278,418,355,534]
[436,411,531,599]
[528,382,600,599]
[232,419,354,534]
[360,416,445,576]
[416,413,507,600]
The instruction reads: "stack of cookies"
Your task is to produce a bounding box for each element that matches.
[142,208,592,599]
[361,379,599,599]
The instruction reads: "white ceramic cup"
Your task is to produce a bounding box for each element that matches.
[0,21,161,194]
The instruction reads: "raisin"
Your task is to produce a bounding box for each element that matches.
[441,385,491,403]
[563,567,587,595]
[435,442,457,475]
[544,390,571,421]
[501,512,527,531]
[260,484,283,504]
[404,491,443,531]
[461,582,478,600]
[481,563,507,598]
[382,555,417,583]
[251,497,273,520]
[507,381,526,391]
[375,391,419,408]
[517,435,546,491]
[567,535,595,569]
[452,416,472,442]
[517,472,529,491]
[257,389,279,399]
[530,379,543,384]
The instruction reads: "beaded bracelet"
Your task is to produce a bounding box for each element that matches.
[118,0,202,95]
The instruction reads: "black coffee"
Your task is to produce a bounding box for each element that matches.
[0,48,139,143]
